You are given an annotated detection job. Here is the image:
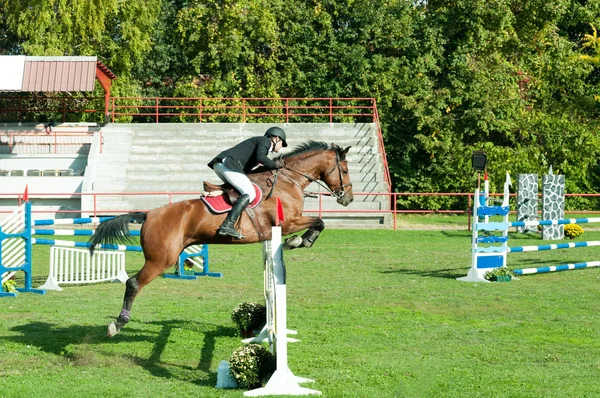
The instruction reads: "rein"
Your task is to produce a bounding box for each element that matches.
[268,151,352,201]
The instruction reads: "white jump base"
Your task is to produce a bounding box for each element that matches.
[39,246,128,291]
[243,226,321,397]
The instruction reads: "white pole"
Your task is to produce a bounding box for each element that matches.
[244,226,321,396]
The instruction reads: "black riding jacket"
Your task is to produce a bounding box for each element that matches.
[208,136,278,173]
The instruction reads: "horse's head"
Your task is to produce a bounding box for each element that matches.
[321,143,354,206]
[275,141,354,206]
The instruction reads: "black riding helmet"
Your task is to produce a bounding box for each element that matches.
[265,127,288,147]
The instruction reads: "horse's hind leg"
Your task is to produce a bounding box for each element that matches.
[107,260,171,337]
[108,276,139,337]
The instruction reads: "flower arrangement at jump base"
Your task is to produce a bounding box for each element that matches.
[228,343,275,389]
[564,224,584,239]
[485,266,515,282]
[231,302,266,337]
[2,275,17,293]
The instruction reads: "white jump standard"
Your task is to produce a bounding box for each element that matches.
[243,220,321,396]
[459,172,600,280]
[0,202,46,297]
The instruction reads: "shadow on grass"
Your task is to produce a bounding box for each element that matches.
[4,319,237,387]
[381,267,464,279]
[137,319,237,386]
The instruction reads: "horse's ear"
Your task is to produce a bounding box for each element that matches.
[341,146,351,159]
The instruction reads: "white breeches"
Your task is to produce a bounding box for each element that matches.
[213,160,256,202]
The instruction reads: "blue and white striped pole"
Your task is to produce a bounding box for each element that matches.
[509,217,600,228]
[32,229,141,237]
[514,261,600,275]
[508,240,600,253]
[33,217,115,226]
[31,238,142,252]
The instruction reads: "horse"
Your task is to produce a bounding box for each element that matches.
[88,141,354,337]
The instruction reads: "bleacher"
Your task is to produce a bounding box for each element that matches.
[0,123,96,219]
[1,122,391,227]
[83,123,391,227]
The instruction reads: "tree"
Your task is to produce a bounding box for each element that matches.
[1,0,160,78]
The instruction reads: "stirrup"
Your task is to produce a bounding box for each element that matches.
[218,226,245,240]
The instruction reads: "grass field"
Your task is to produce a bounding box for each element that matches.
[3,226,600,397]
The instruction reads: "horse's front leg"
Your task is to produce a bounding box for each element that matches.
[284,216,325,250]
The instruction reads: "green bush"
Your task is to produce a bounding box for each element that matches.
[485,267,515,281]
[231,302,266,335]
[228,344,275,390]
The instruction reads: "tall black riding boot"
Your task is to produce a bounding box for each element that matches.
[218,194,251,239]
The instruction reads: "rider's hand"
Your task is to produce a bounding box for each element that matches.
[275,159,286,169]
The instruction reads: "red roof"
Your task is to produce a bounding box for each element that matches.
[0,56,116,92]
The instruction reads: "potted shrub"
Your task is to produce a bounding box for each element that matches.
[564,224,584,239]
[485,267,515,282]
[228,344,275,390]
[231,302,266,337]
[2,275,17,293]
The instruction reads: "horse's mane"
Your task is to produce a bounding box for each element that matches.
[249,140,342,175]
[280,141,329,159]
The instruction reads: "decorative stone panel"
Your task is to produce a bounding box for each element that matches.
[516,174,538,233]
[542,173,565,240]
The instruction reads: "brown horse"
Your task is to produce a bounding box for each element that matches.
[89,141,354,337]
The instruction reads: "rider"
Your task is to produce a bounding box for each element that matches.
[208,127,288,239]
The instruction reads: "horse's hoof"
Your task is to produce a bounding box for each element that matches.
[283,235,302,250]
[107,322,119,338]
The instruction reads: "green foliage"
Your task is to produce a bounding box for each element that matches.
[2,277,16,293]
[484,266,515,281]
[4,0,600,205]
[231,302,266,335]
[6,230,600,395]
[1,0,160,78]
[228,344,275,390]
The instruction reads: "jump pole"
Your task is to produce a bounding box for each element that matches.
[513,261,600,276]
[509,218,600,228]
[244,198,321,397]
[29,209,215,280]
[509,219,600,275]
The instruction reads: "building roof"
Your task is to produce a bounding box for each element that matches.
[0,56,116,92]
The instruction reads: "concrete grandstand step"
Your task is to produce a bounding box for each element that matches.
[128,143,378,155]
[127,137,372,147]
[302,201,385,211]
[120,180,387,193]
[125,152,382,167]
[86,122,390,228]
[108,169,383,185]
[305,181,388,193]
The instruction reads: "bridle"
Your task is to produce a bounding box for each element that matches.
[274,150,353,201]
[322,151,353,201]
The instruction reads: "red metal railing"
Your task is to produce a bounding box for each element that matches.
[0,95,101,123]
[107,96,392,194]
[0,131,93,154]
[0,96,392,192]
[372,101,392,192]
[108,97,377,124]
[3,191,600,231]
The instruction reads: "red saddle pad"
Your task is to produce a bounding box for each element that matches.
[200,183,262,214]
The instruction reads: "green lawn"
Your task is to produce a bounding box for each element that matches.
[2,229,600,397]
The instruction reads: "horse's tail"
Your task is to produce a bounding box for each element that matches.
[89,213,146,255]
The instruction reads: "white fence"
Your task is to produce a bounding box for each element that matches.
[39,246,127,291]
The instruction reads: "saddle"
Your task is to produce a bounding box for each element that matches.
[200,181,263,214]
